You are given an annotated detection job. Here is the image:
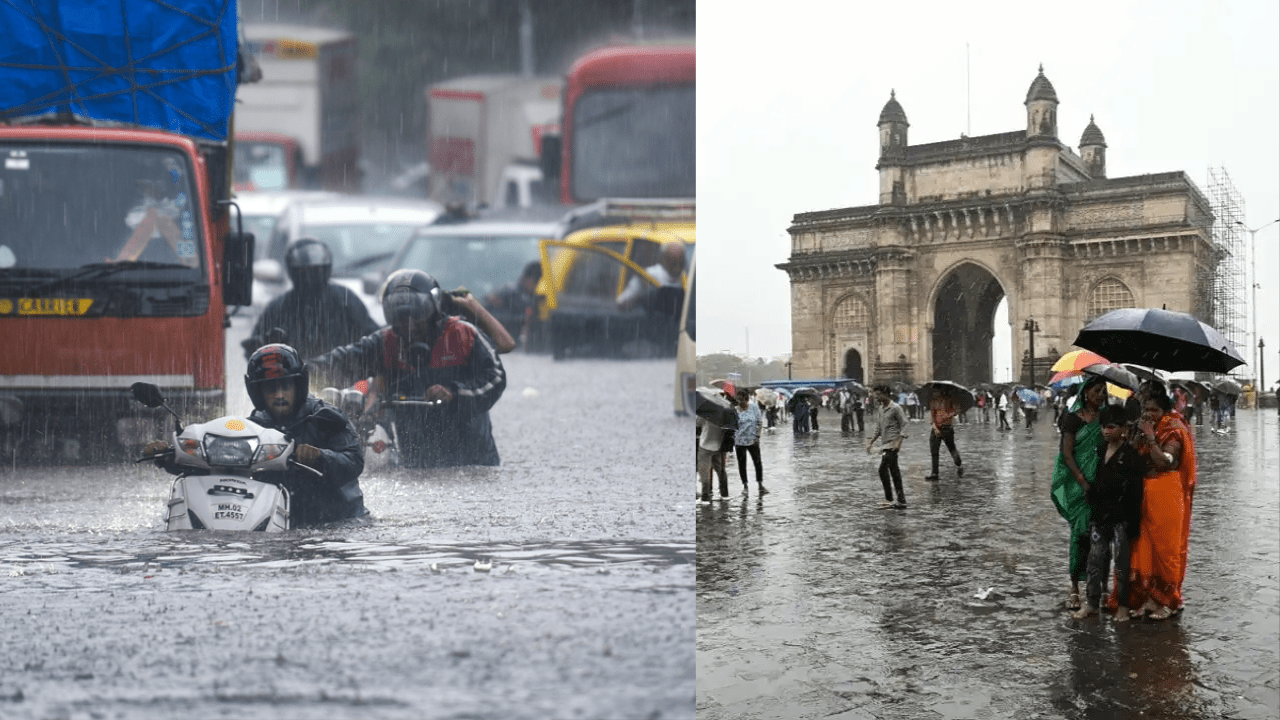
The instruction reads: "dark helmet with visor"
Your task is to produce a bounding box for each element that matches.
[245,343,309,412]
[380,269,443,329]
[284,237,333,291]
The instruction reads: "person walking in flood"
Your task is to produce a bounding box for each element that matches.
[925,394,963,481]
[1051,376,1107,611]
[866,385,908,509]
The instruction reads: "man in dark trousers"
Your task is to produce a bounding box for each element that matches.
[866,385,908,509]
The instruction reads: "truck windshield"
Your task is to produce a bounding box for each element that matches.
[571,85,695,202]
[399,234,544,297]
[0,143,204,273]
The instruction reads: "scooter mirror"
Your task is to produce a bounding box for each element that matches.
[131,382,166,408]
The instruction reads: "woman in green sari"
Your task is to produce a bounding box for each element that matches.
[1051,376,1107,610]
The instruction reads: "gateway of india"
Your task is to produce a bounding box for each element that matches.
[778,67,1217,386]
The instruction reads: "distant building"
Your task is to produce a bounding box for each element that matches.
[778,67,1216,386]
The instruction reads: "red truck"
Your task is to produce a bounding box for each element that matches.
[0,2,253,461]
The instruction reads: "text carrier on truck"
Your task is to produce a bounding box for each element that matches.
[0,1,254,461]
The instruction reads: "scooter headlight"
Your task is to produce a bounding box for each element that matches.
[204,435,254,467]
[253,443,288,464]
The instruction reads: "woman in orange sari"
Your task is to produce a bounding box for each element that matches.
[1120,384,1193,620]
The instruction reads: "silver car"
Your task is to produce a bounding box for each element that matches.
[253,196,443,309]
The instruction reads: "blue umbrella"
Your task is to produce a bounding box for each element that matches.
[1015,388,1043,406]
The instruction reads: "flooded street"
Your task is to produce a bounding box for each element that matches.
[0,347,694,720]
[697,407,1279,719]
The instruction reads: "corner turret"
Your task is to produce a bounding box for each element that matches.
[1078,114,1107,178]
[1025,65,1058,139]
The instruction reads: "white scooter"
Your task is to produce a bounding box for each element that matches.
[131,381,321,531]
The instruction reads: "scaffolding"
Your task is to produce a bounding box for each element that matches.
[1203,167,1248,378]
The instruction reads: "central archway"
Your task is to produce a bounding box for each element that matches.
[932,263,1005,385]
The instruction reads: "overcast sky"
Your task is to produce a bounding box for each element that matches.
[696,0,1280,384]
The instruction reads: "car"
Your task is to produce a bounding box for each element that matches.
[235,190,340,307]
[360,210,563,327]
[256,196,444,310]
[536,199,695,360]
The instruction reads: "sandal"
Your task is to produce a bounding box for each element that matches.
[1066,592,1081,610]
[1148,605,1174,621]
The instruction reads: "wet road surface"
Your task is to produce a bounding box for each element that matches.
[0,350,694,720]
[697,407,1279,719]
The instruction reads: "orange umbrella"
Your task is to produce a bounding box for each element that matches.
[1050,349,1110,373]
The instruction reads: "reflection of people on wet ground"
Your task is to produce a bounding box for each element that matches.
[1073,404,1146,621]
[697,413,730,503]
[867,385,907,509]
[734,389,768,496]
[115,179,199,267]
[1110,383,1195,621]
[925,395,963,481]
[1052,376,1106,610]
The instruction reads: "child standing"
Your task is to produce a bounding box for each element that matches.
[1073,404,1147,621]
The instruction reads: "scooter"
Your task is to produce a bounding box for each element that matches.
[131,381,321,531]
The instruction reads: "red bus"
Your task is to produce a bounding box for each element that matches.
[554,44,695,205]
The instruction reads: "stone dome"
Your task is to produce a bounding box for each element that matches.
[878,89,909,125]
[1025,65,1058,104]
[1079,115,1106,147]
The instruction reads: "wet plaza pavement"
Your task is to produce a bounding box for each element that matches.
[697,407,1279,719]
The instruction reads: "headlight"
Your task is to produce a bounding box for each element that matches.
[253,443,288,464]
[204,435,254,467]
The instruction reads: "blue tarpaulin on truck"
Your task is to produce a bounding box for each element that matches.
[0,0,237,141]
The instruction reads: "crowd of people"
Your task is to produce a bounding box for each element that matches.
[699,370,1224,624]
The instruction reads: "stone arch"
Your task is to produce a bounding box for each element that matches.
[1084,276,1135,322]
[929,261,1008,385]
[829,292,871,379]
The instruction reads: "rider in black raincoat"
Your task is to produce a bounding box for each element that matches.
[311,269,506,468]
[244,344,366,525]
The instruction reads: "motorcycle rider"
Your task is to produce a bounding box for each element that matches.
[309,269,506,468]
[242,237,380,360]
[144,343,366,526]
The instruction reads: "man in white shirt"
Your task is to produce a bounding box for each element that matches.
[617,241,686,310]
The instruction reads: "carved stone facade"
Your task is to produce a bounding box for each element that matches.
[778,69,1217,386]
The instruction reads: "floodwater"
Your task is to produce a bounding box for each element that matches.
[0,349,695,720]
[698,406,1279,720]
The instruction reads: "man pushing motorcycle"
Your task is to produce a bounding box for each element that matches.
[309,269,506,468]
[145,343,367,526]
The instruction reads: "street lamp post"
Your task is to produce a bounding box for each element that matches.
[1260,338,1266,397]
[1235,218,1280,389]
[1023,318,1039,386]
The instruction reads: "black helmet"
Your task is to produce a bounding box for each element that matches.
[284,237,332,291]
[380,269,442,329]
[245,343,309,413]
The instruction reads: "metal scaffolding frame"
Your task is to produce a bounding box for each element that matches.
[1204,167,1248,378]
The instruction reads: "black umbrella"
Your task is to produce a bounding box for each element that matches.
[1081,363,1141,392]
[1073,308,1245,373]
[695,387,738,430]
[842,380,869,397]
[1170,379,1209,404]
[786,387,819,413]
[916,380,976,413]
[1212,378,1242,396]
